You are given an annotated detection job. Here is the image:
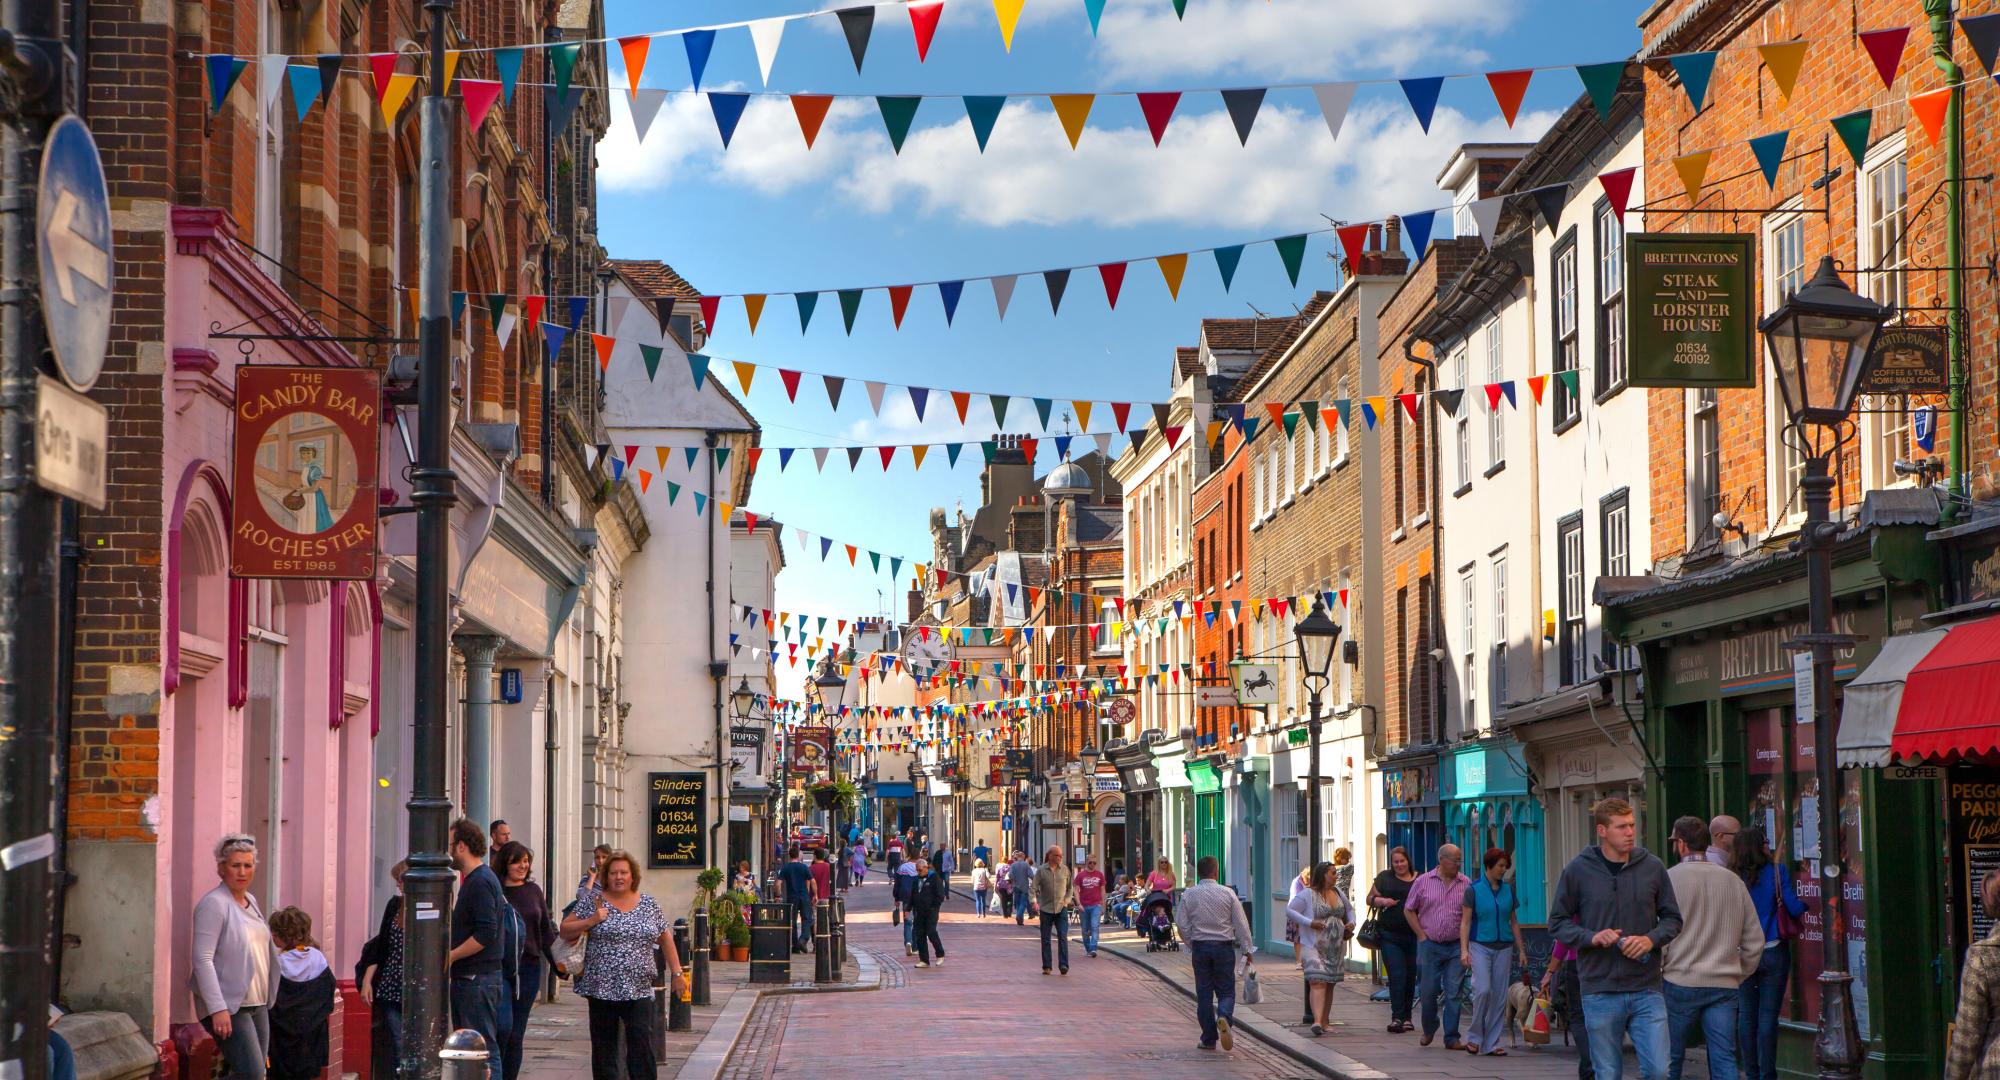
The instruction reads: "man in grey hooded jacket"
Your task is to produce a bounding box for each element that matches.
[1549,797,1682,1080]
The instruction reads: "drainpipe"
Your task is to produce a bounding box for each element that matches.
[50,500,80,999]
[1925,1,1966,520]
[708,431,726,864]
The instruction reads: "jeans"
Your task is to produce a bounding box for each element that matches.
[999,888,1014,918]
[786,893,811,949]
[48,1030,76,1080]
[1013,888,1032,925]
[1380,935,1418,1023]
[370,998,403,1080]
[1416,939,1465,1041]
[1465,941,1514,1052]
[203,1004,270,1079]
[1080,904,1103,954]
[1582,989,1669,1080]
[1737,942,1789,1080]
[502,955,543,1080]
[585,996,655,1080]
[913,910,944,962]
[1189,941,1238,1046]
[1664,981,1739,1080]
[1113,900,1136,928]
[1040,910,1071,971]
[450,970,512,1080]
[975,888,990,916]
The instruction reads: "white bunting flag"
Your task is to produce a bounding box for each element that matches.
[261,55,290,109]
[1312,83,1357,142]
[627,88,668,143]
[1470,194,1506,247]
[748,19,786,86]
[991,274,1017,320]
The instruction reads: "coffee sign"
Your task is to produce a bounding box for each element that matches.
[231,366,381,579]
[1625,233,1757,388]
[1858,326,1948,394]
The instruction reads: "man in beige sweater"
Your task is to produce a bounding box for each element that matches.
[1662,816,1763,1080]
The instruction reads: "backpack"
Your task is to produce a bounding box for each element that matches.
[498,898,523,997]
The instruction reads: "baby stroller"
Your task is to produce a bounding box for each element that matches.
[1141,889,1178,952]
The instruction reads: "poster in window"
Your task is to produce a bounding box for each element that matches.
[1623,233,1758,388]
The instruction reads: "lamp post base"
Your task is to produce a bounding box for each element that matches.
[1813,969,1865,1079]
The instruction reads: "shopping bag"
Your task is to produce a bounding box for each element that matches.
[1524,996,1553,1045]
[1241,969,1263,1005]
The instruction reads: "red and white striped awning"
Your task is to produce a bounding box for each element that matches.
[1838,615,2000,767]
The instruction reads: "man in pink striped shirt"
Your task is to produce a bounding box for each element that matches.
[1403,844,1470,1049]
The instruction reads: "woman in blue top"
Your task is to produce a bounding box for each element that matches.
[296,446,334,532]
[1458,847,1524,1057]
[1729,826,1805,1080]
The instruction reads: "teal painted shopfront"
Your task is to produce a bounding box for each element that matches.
[1443,739,1546,924]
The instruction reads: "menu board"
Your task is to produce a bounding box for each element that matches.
[1949,767,2000,964]
[648,772,708,869]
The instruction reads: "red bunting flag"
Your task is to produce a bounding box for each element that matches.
[369,53,398,101]
[845,545,858,565]
[791,94,834,148]
[1485,383,1505,410]
[779,368,802,401]
[1265,401,1287,427]
[699,295,721,336]
[618,36,651,95]
[745,512,759,532]
[1111,402,1132,431]
[1910,87,1951,145]
[889,284,913,327]
[746,448,762,473]
[1527,374,1549,404]
[909,1,943,62]
[878,445,896,468]
[1136,91,1180,146]
[1099,262,1127,308]
[1162,425,1184,449]
[1398,393,1420,421]
[592,333,616,370]
[1335,223,1371,272]
[1019,437,1037,463]
[623,446,640,467]
[523,295,546,326]
[951,390,972,422]
[1859,27,1910,88]
[1598,167,1637,224]
[460,80,503,131]
[1486,69,1533,127]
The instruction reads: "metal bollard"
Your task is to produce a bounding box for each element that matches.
[667,920,693,1033]
[439,1029,490,1080]
[831,896,846,967]
[692,909,712,1006]
[813,900,834,983]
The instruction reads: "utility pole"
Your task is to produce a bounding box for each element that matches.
[0,7,72,1077]
[1925,0,1966,520]
[400,1,460,1076]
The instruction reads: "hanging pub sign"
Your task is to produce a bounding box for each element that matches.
[1857,325,1949,394]
[648,771,707,869]
[788,726,832,776]
[230,366,381,579]
[1624,233,1757,388]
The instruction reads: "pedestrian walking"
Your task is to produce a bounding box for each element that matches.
[1034,846,1076,974]
[809,846,833,903]
[487,820,512,873]
[1287,861,1353,1037]
[1146,858,1178,896]
[1367,847,1420,1034]
[912,857,948,967]
[447,820,512,1080]
[265,907,334,1080]
[893,855,921,951]
[1404,843,1470,1050]
[1704,815,1738,865]
[1947,868,2000,1079]
[973,837,993,869]
[776,846,815,952]
[356,860,407,1078]
[1541,941,1593,1079]
[1459,848,1525,1056]
[938,844,956,877]
[1661,816,1762,1080]
[850,839,868,886]
[1549,797,1682,1080]
[1074,856,1108,957]
[1008,851,1037,927]
[498,842,556,1080]
[559,851,686,1080]
[733,860,756,893]
[886,832,905,878]
[191,833,274,1079]
[1728,824,1803,1080]
[971,860,994,916]
[1175,856,1255,1052]
[1333,847,1355,904]
[1286,865,1311,969]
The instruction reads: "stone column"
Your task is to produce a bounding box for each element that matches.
[455,634,504,830]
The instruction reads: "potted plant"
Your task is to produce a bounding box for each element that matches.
[710,891,742,960]
[726,917,750,957]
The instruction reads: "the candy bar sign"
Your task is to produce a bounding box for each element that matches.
[231,366,380,580]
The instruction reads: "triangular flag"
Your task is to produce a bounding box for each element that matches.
[778,369,803,402]
[1217,88,1265,145]
[866,381,887,413]
[911,444,929,469]
[990,395,1011,427]
[748,18,784,85]
[368,53,397,101]
[1112,402,1134,432]
[733,361,756,393]
[698,294,721,337]
[1399,77,1445,132]
[1050,94,1094,149]
[1966,13,2000,75]
[681,29,716,91]
[743,294,767,334]
[286,64,322,123]
[1274,235,1307,286]
[945,443,964,467]
[1757,41,1809,100]
[1576,61,1625,122]
[638,343,663,381]
[889,285,914,328]
[708,92,750,147]
[1674,150,1712,204]
[541,323,570,362]
[1156,253,1188,299]
[909,387,931,421]
[1749,130,1789,188]
[494,48,524,104]
[1555,369,1580,397]
[1361,398,1381,428]
[992,274,1017,319]
[796,291,819,332]
[550,42,582,99]
[823,375,846,410]
[877,96,922,154]
[314,55,342,112]
[1072,401,1094,429]
[637,469,653,493]
[259,54,289,110]
[1035,398,1054,429]
[626,88,668,142]
[1098,262,1127,308]
[1214,245,1243,290]
[618,36,650,94]
[1311,82,1357,141]
[1486,69,1533,127]
[1667,51,1717,112]
[460,79,503,130]
[379,74,418,126]
[1398,394,1421,422]
[1911,87,1951,146]
[1137,91,1181,145]
[1044,268,1070,314]
[951,390,972,422]
[1830,109,1872,167]
[838,6,876,73]
[909,2,944,61]
[566,296,588,332]
[1084,0,1108,34]
[1527,183,1567,232]
[791,94,833,148]
[1403,209,1436,261]
[838,289,864,333]
[1527,374,1548,404]
[1598,167,1637,224]
[964,95,1005,152]
[938,280,965,324]
[1469,195,1504,245]
[1335,224,1371,273]
[523,295,546,327]
[547,86,585,140]
[994,0,1026,50]
[592,333,616,371]
[1432,388,1464,417]
[1172,0,1188,17]
[1860,27,1909,88]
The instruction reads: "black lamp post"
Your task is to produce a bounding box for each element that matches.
[812,659,849,888]
[1292,600,1342,867]
[1759,255,1890,1080]
[1078,743,1100,863]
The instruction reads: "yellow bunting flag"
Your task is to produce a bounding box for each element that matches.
[1674,149,1712,204]
[1070,400,1094,429]
[655,446,673,470]
[1206,421,1225,448]
[994,0,1026,51]
[443,50,462,93]
[911,444,929,469]
[379,73,418,125]
[744,294,766,334]
[733,360,756,393]
[1050,94,1095,150]
[1757,41,1809,102]
[1156,252,1188,300]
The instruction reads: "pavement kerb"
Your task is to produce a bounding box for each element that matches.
[675,945,884,1080]
[1095,939,1394,1080]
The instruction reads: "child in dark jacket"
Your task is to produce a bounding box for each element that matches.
[267,906,336,1080]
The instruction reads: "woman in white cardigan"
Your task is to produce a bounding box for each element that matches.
[1286,860,1353,1037]
[191,834,276,1078]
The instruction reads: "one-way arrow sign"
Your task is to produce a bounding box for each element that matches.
[36,115,113,392]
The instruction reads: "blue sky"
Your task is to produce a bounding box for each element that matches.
[594,0,1643,693]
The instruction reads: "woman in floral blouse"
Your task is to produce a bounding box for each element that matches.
[560,852,685,1080]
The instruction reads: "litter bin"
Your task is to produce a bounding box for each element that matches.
[750,901,792,984]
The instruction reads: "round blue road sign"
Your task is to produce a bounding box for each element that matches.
[37,115,114,392]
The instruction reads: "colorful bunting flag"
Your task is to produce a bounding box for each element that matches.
[837,6,875,73]
[1335,223,1370,273]
[1598,167,1637,224]
[749,19,786,85]
[1748,129,1789,188]
[1402,209,1436,261]
[627,88,668,143]
[461,79,503,131]
[1274,234,1307,287]
[877,95,922,154]
[1399,76,1445,132]
[796,292,819,333]
[550,42,582,100]
[286,64,322,123]
[1859,27,1909,88]
[1083,0,1108,34]
[1044,268,1071,314]
[682,29,716,90]
[1667,51,1717,112]
[1311,82,1357,142]
[791,94,834,148]
[618,35,650,95]
[994,0,1026,51]
[1910,87,1950,146]
[1576,61,1625,122]
[964,95,1005,151]
[1964,13,2000,75]
[1098,262,1127,308]
[379,74,417,125]
[992,275,1018,319]
[838,289,865,333]
[939,280,965,324]
[494,48,524,103]
[1486,69,1533,127]
[1220,88,1264,145]
[1757,41,1809,101]
[1051,94,1094,149]
[1829,109,1872,166]
[1214,245,1244,291]
[909,2,944,61]
[1673,150,1712,204]
[708,92,750,147]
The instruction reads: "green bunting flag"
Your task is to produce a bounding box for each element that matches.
[877,96,921,154]
[639,343,663,381]
[550,41,582,100]
[990,395,1011,426]
[1274,234,1308,286]
[1555,369,1581,397]
[797,292,818,333]
[1576,61,1625,122]
[1035,398,1054,429]
[839,289,864,333]
[1830,109,1872,167]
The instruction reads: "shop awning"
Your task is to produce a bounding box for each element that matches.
[1839,615,2000,766]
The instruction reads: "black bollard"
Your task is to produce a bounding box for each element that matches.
[667,920,693,1033]
[813,900,834,983]
[831,896,847,967]
[439,1029,490,1080]
[692,909,712,1006]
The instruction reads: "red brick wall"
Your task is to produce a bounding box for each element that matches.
[1193,426,1246,751]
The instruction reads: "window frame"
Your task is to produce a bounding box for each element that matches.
[1485,314,1506,470]
[1489,551,1508,712]
[1593,198,1627,400]
[1453,344,1472,493]
[1556,513,1586,687]
[1858,135,1915,491]
[1763,202,1810,527]
[1459,565,1477,730]
[1551,228,1582,430]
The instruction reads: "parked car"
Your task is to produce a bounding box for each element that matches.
[793,825,827,851]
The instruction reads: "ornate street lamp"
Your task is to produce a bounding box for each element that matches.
[1078,743,1100,863]
[1760,255,1890,1080]
[732,676,757,720]
[1293,600,1342,866]
[811,659,849,887]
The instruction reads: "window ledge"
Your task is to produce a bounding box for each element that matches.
[1250,517,1265,532]
[1453,482,1473,499]
[1412,511,1431,529]
[1334,456,1351,472]
[1391,527,1408,543]
[1279,495,1297,510]
[1593,379,1628,406]
[1552,412,1582,436]
[1484,461,1507,479]
[1316,464,1333,481]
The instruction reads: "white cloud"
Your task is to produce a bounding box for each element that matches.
[1092,0,1514,82]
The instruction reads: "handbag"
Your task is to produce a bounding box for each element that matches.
[1355,910,1383,951]
[1241,969,1263,1005]
[1771,867,1802,941]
